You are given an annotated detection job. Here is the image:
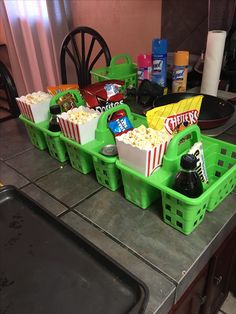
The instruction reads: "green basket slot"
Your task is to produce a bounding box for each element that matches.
[60,134,94,174]
[19,115,47,150]
[90,54,137,94]
[120,170,160,209]
[117,125,236,235]
[34,120,68,163]
[93,155,121,191]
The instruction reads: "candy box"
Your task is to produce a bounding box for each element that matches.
[58,107,100,145]
[116,126,171,176]
[16,91,51,123]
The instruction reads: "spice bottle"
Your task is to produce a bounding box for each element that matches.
[151,39,168,87]
[172,51,189,93]
[173,154,203,198]
[48,105,61,132]
[137,54,152,83]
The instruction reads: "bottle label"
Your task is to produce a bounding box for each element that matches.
[138,67,152,80]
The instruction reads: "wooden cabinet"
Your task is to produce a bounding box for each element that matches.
[170,228,236,314]
[170,266,208,314]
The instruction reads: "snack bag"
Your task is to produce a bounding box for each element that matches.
[108,110,133,136]
[146,95,203,135]
[47,84,79,95]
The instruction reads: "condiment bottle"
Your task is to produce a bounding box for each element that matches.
[173,154,203,198]
[151,39,168,87]
[137,54,152,83]
[172,51,189,93]
[48,105,61,132]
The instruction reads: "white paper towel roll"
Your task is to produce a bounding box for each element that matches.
[200,30,226,96]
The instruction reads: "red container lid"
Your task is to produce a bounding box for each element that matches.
[137,54,152,67]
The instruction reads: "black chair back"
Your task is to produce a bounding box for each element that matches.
[60,26,111,88]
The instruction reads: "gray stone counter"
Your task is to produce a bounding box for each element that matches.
[1,116,236,313]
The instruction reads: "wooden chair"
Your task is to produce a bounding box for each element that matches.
[60,26,111,88]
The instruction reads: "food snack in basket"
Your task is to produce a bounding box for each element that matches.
[146,95,203,134]
[47,84,79,95]
[18,91,51,105]
[108,109,133,137]
[116,125,172,176]
[81,80,124,112]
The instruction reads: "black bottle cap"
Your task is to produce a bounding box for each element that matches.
[180,154,197,170]
[50,105,61,114]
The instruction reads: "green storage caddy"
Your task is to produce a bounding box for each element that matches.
[117,125,236,235]
[62,104,147,191]
[90,54,137,94]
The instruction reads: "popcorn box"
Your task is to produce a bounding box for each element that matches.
[116,138,169,176]
[16,92,51,123]
[58,107,100,145]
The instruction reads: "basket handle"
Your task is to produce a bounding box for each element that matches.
[50,90,85,107]
[110,54,133,67]
[165,124,202,160]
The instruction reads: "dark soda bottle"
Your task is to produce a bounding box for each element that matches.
[173,154,203,198]
[49,105,61,132]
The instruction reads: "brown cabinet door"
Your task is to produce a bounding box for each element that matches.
[172,266,208,314]
[202,229,236,314]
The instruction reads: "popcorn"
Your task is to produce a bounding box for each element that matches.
[19,91,51,105]
[116,125,172,176]
[58,106,100,144]
[66,107,99,124]
[117,125,171,150]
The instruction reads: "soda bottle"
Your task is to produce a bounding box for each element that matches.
[48,105,61,132]
[173,154,203,198]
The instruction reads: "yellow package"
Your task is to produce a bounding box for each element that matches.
[146,95,203,134]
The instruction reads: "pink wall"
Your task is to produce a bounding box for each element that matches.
[69,0,162,63]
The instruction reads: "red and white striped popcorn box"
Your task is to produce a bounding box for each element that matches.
[16,96,51,123]
[58,107,100,145]
[116,136,171,176]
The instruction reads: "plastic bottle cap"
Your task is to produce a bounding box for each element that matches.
[137,54,152,67]
[180,154,197,170]
[50,105,61,114]
[152,39,168,54]
[174,51,189,66]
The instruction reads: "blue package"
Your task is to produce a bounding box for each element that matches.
[108,116,133,136]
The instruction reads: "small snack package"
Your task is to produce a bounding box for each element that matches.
[116,125,171,176]
[108,109,133,137]
[146,95,203,135]
[57,106,100,144]
[81,80,124,112]
[50,90,85,112]
[47,84,79,95]
[16,91,52,123]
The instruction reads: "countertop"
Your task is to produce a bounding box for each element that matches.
[1,107,236,313]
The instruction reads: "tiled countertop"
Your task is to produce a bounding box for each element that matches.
[1,116,236,314]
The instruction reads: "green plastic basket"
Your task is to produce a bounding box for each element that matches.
[19,115,47,150]
[66,103,147,191]
[90,54,137,94]
[60,134,94,174]
[117,125,236,235]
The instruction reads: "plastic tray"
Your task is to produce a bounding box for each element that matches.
[68,103,148,191]
[19,115,47,150]
[117,125,236,235]
[90,54,137,94]
[0,185,148,314]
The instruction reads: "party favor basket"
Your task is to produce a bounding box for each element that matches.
[90,54,137,94]
[117,125,236,234]
[65,104,147,191]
